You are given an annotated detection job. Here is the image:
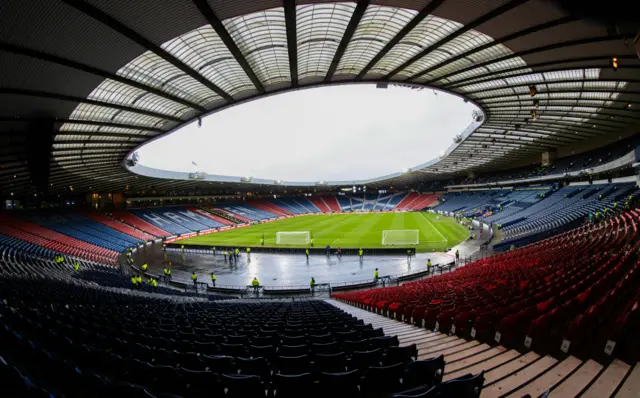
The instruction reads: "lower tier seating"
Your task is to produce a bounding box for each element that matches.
[0,276,483,398]
[334,210,640,362]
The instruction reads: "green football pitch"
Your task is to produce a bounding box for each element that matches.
[177,212,468,252]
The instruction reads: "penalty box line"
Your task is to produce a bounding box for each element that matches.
[420,212,448,242]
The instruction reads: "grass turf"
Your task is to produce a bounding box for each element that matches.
[177,212,468,252]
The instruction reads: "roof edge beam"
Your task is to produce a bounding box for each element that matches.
[409,16,577,81]
[0,88,183,123]
[283,0,298,87]
[324,0,369,82]
[446,56,639,89]
[356,0,446,79]
[0,42,206,112]
[192,0,265,93]
[384,0,531,79]
[62,0,234,102]
[428,35,622,85]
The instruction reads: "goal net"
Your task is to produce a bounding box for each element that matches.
[382,230,419,245]
[276,231,311,245]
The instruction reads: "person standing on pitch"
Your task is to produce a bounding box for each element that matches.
[246,247,251,257]
[427,259,431,273]
[310,277,316,293]
[191,272,197,285]
[359,248,364,259]
[305,248,309,261]
[455,249,460,263]
[337,247,342,258]
[373,268,379,281]
[210,272,216,287]
[234,247,240,260]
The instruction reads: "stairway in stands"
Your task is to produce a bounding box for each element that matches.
[196,205,246,224]
[396,192,420,209]
[251,199,292,216]
[331,300,640,397]
[110,211,169,237]
[322,196,342,212]
[309,196,331,213]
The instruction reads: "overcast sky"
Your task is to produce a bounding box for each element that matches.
[137,85,478,182]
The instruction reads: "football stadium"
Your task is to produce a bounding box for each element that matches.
[176,212,467,252]
[2,0,640,397]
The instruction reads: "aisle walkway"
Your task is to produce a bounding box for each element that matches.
[330,299,639,398]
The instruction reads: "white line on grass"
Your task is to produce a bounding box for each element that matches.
[420,212,448,242]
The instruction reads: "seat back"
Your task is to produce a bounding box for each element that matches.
[384,344,418,365]
[314,352,347,373]
[363,362,405,394]
[404,355,445,389]
[319,370,361,397]
[222,374,265,398]
[437,371,484,398]
[274,373,314,398]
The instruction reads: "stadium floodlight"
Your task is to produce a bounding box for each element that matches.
[382,230,419,245]
[276,231,311,245]
[401,168,409,173]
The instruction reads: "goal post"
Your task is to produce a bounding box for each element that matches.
[382,230,419,245]
[276,231,311,245]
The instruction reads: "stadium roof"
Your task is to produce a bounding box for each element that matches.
[1,0,639,197]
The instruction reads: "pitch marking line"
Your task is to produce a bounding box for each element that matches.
[420,212,448,243]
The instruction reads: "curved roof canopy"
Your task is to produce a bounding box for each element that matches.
[1,0,639,197]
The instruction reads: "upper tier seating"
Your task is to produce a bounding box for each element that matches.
[111,211,170,237]
[130,209,192,236]
[0,214,118,263]
[435,190,506,214]
[250,199,292,216]
[24,212,142,253]
[150,207,214,231]
[396,193,419,209]
[404,194,439,210]
[308,196,331,213]
[215,203,277,221]
[322,196,342,212]
[334,210,640,361]
[184,206,237,226]
[458,136,640,186]
[200,205,251,224]
[383,193,407,211]
[0,225,233,300]
[79,210,156,241]
[337,196,353,211]
[496,183,639,249]
[271,198,320,214]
